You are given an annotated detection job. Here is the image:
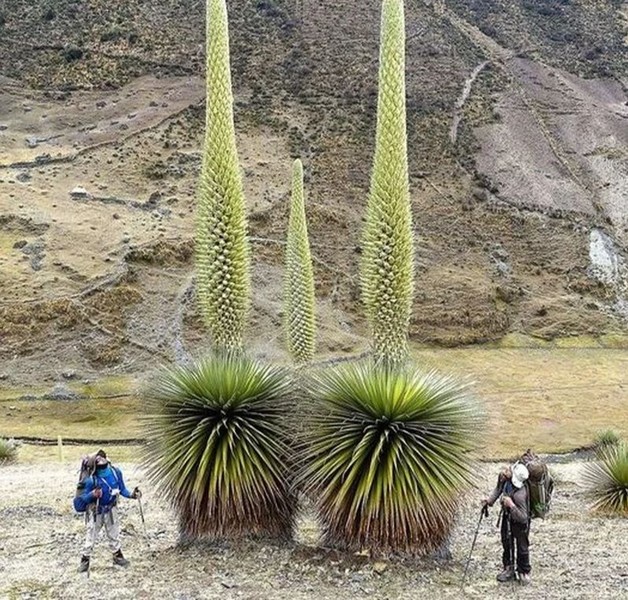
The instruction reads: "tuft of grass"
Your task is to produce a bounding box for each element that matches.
[0,438,19,464]
[297,362,482,554]
[143,352,297,541]
[593,429,621,451]
[583,443,628,515]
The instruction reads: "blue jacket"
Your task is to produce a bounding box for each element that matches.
[73,464,133,514]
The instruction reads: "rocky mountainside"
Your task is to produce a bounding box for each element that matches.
[0,0,627,385]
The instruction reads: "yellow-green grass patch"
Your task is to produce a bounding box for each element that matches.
[412,347,628,457]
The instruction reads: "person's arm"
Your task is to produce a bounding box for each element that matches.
[508,488,529,524]
[73,477,100,512]
[483,473,506,507]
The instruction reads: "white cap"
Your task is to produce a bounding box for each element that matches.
[511,463,529,489]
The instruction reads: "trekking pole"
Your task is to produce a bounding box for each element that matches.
[461,504,489,590]
[137,496,151,548]
[87,496,99,579]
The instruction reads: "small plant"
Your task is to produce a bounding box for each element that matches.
[583,442,628,515]
[0,438,18,464]
[593,429,621,451]
[143,353,296,540]
[196,0,251,351]
[284,158,316,364]
[298,362,481,554]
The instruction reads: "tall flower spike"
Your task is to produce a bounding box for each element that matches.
[284,159,316,364]
[196,0,251,351]
[360,0,414,365]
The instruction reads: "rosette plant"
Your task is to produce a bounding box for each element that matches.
[583,442,628,515]
[298,363,480,553]
[144,353,296,539]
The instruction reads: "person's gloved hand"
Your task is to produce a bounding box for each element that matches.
[92,488,103,499]
[502,496,515,510]
[132,487,142,500]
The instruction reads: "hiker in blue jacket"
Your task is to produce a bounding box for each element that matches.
[73,449,141,573]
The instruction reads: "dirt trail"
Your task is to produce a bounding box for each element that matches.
[1,459,627,599]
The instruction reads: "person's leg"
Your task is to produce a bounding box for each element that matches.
[105,508,130,567]
[82,511,102,557]
[497,514,515,582]
[500,515,511,568]
[103,508,121,554]
[513,523,531,575]
[79,510,102,572]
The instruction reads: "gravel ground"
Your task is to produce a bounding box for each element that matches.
[1,460,627,600]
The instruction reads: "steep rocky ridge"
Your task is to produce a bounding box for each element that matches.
[0,0,626,384]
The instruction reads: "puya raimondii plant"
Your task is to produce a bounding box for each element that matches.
[144,353,296,540]
[284,159,316,364]
[360,0,415,366]
[297,0,482,556]
[196,0,250,352]
[298,363,481,554]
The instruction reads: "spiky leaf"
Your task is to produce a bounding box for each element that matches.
[143,353,296,539]
[284,159,316,364]
[297,362,481,554]
[360,0,414,365]
[583,442,628,515]
[196,0,250,351]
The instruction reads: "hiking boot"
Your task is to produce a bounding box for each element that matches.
[78,556,90,573]
[519,572,531,586]
[112,550,129,567]
[496,566,515,582]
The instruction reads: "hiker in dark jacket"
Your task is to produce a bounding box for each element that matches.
[482,463,531,585]
[73,449,141,573]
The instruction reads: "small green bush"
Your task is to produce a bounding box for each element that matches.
[583,443,628,515]
[593,429,621,451]
[0,438,18,464]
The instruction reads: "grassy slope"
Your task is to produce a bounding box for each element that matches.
[2,348,627,459]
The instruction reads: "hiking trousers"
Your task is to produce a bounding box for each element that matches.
[501,516,531,575]
[82,506,121,556]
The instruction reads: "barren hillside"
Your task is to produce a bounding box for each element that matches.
[0,0,627,385]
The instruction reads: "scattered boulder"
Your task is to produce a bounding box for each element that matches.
[70,186,90,199]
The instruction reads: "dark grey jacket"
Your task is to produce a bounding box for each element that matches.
[487,474,529,525]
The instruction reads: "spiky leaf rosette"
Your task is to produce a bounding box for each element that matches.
[583,442,628,515]
[284,159,316,364]
[360,0,414,366]
[196,0,250,351]
[143,353,296,540]
[298,362,481,554]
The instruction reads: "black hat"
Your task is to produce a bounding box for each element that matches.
[96,449,107,459]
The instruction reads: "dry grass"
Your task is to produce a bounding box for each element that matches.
[0,397,141,440]
[412,347,628,457]
[2,348,627,459]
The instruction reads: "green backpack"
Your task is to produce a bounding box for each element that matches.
[519,449,554,519]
